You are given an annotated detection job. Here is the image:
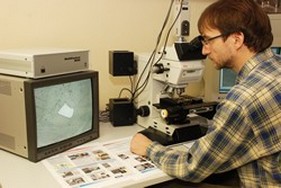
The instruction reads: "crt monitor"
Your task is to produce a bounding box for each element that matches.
[203,65,237,102]
[0,70,99,162]
[219,68,237,94]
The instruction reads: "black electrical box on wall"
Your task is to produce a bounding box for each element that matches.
[109,51,137,76]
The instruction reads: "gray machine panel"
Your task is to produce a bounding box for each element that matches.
[0,48,89,78]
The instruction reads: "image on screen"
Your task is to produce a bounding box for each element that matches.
[219,69,237,93]
[34,79,93,148]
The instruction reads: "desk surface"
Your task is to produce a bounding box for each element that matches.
[0,123,172,188]
[0,122,238,188]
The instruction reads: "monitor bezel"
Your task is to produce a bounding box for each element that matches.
[24,71,99,162]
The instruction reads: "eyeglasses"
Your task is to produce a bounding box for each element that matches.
[199,34,225,46]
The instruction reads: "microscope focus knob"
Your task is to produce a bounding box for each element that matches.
[137,106,150,117]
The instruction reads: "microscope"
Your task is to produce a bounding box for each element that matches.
[136,38,218,145]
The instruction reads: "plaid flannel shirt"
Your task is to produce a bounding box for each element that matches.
[147,48,281,187]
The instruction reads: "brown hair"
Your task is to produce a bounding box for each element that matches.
[197,0,273,52]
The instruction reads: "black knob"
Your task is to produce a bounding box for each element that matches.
[137,106,150,117]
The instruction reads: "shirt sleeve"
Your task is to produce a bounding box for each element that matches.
[146,100,257,183]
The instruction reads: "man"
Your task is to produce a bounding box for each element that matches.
[130,0,281,187]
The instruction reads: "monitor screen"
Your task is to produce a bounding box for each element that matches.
[272,47,281,55]
[25,70,99,161]
[34,78,93,148]
[219,69,237,94]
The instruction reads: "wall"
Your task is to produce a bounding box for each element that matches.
[0,0,213,110]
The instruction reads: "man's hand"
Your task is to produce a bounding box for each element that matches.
[130,133,153,156]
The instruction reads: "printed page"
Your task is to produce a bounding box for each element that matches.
[43,137,171,188]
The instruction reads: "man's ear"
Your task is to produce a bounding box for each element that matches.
[231,32,245,49]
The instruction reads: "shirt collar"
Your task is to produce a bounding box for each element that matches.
[236,48,274,83]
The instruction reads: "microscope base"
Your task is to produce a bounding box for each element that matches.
[139,124,207,146]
